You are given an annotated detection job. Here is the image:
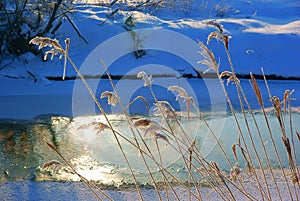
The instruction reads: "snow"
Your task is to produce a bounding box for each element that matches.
[242,19,300,35]
[0,0,299,120]
[1,174,300,201]
[1,2,300,200]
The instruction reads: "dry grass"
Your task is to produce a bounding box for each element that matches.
[30,24,299,200]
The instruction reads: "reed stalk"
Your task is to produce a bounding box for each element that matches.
[29,33,299,201]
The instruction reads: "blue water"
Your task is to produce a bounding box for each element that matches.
[0,111,299,185]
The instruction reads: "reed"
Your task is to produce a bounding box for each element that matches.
[30,26,299,200]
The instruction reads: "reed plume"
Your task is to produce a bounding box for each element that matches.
[131,118,157,129]
[125,95,150,117]
[229,166,242,183]
[153,101,177,122]
[77,122,110,135]
[137,71,153,87]
[31,37,144,200]
[29,37,63,52]
[168,85,194,118]
[100,91,117,106]
[42,160,62,176]
[206,21,231,50]
[29,27,300,200]
[206,20,224,34]
[220,71,239,86]
[131,118,168,144]
[29,37,70,80]
[250,73,263,105]
[198,41,220,74]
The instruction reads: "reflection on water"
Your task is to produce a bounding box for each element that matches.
[0,121,41,180]
[0,116,133,185]
[0,112,299,186]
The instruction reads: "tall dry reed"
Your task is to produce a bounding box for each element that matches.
[29,25,299,201]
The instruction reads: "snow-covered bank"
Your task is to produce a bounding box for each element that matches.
[1,0,299,120]
[1,168,300,201]
[0,2,299,201]
[1,1,300,80]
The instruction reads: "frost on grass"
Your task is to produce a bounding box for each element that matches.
[131,118,159,130]
[137,71,153,87]
[100,91,117,106]
[198,41,220,74]
[230,166,243,182]
[29,37,70,80]
[168,85,194,117]
[206,20,224,34]
[205,20,231,50]
[77,122,110,135]
[131,118,169,145]
[167,85,193,103]
[42,160,62,176]
[220,71,240,86]
[29,37,63,52]
[153,101,177,120]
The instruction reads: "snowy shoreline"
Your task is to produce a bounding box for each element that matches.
[0,1,299,201]
[1,167,299,201]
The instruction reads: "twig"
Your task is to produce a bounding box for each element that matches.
[65,14,88,44]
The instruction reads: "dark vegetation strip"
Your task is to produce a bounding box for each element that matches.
[195,72,300,80]
[45,73,300,81]
[45,74,177,81]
